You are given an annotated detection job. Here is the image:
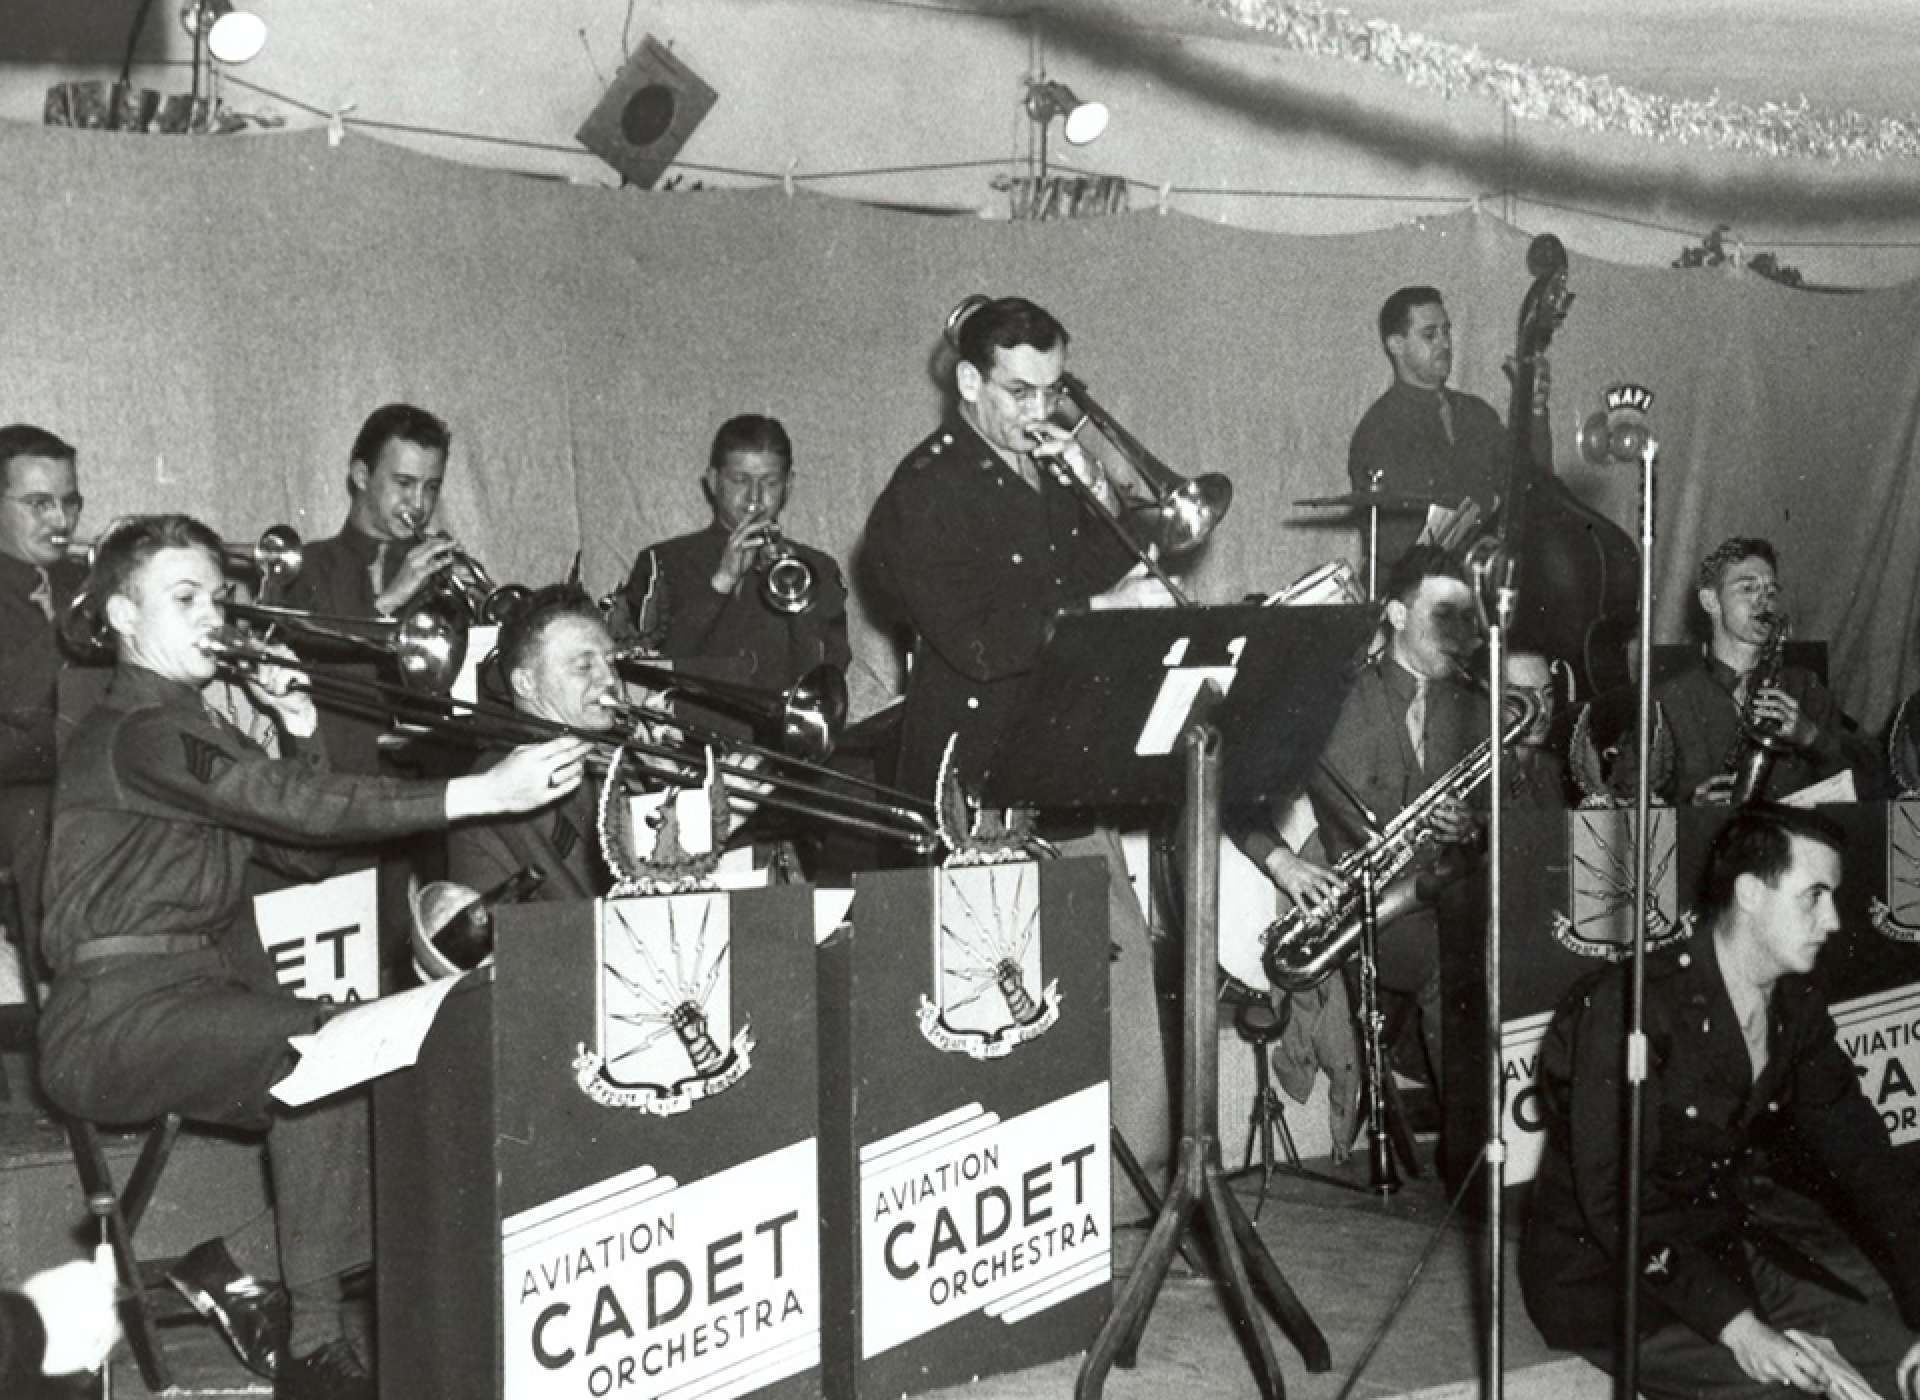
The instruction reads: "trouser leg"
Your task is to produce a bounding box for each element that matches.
[268,1089,372,1355]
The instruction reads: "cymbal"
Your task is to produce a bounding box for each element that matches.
[1292,489,1439,512]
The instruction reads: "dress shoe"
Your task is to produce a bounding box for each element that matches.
[275,1338,374,1400]
[166,1237,291,1379]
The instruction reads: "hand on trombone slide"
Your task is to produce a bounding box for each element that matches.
[448,736,594,821]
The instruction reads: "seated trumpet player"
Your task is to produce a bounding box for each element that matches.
[37,515,588,1400]
[1238,545,1485,1175]
[613,415,849,703]
[1649,537,1870,805]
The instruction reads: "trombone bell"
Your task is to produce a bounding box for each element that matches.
[1131,472,1233,558]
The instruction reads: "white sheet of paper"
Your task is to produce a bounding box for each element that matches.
[1276,792,1320,854]
[1779,770,1857,807]
[1133,666,1239,756]
[269,977,463,1107]
[451,624,500,708]
[814,888,855,944]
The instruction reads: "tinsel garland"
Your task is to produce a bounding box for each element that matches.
[1196,0,1920,162]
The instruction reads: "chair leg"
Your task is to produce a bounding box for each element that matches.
[68,1120,175,1394]
[1249,1049,1277,1223]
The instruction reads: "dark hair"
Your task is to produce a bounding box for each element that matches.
[495,584,603,691]
[954,296,1069,374]
[708,415,793,473]
[0,423,77,491]
[1697,803,1845,924]
[1378,286,1443,347]
[349,403,450,485]
[86,514,225,649]
[1696,536,1777,593]
[1381,543,1468,605]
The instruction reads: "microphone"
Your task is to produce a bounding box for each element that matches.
[1577,382,1657,465]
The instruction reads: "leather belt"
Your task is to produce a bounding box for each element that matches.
[71,934,215,966]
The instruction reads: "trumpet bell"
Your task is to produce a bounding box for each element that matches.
[783,664,849,763]
[763,554,815,616]
[394,601,469,694]
[1131,471,1233,557]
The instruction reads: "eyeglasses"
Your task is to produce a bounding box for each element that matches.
[985,376,1067,411]
[0,493,83,517]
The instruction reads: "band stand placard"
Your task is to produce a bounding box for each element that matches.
[374,886,823,1400]
[978,603,1375,810]
[251,864,379,1003]
[820,856,1112,1398]
[979,604,1373,1400]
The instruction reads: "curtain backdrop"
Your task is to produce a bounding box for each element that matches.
[5,125,1918,730]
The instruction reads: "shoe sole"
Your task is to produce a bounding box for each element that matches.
[167,1274,281,1380]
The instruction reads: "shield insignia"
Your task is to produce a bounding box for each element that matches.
[572,891,754,1112]
[918,861,1060,1059]
[1870,800,1920,942]
[1552,806,1690,959]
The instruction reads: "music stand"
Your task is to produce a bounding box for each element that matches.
[981,604,1374,1400]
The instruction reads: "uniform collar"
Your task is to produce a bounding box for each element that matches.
[108,660,210,713]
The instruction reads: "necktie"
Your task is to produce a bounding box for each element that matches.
[1406,676,1429,772]
[29,567,54,622]
[1437,392,1456,446]
[368,542,391,605]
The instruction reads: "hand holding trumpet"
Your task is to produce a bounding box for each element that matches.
[710,505,778,595]
[374,530,463,617]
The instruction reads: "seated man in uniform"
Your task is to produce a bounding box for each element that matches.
[1654,537,1871,805]
[616,414,848,700]
[0,423,87,961]
[446,586,759,909]
[1523,805,1920,1400]
[37,516,587,1400]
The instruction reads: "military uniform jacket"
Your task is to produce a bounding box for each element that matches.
[282,523,400,777]
[1347,381,1508,569]
[447,754,606,903]
[0,552,84,786]
[619,523,850,694]
[864,418,1133,798]
[1520,931,1920,1351]
[1654,657,1867,803]
[41,663,448,975]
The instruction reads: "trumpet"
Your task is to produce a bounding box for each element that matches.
[758,524,817,615]
[1259,687,1542,993]
[396,510,529,627]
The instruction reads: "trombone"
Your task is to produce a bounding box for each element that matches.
[613,652,847,763]
[199,632,941,854]
[943,294,1233,608]
[222,598,469,696]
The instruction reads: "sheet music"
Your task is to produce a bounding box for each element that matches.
[270,977,463,1107]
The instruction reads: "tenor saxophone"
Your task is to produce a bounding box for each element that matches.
[1259,688,1541,993]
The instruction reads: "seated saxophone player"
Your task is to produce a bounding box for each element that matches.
[1239,545,1484,1179]
[445,586,764,908]
[36,515,588,1400]
[283,403,472,974]
[1649,537,1870,806]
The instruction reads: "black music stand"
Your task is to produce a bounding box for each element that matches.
[981,604,1373,1400]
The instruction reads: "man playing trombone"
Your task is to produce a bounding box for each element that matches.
[864,294,1176,1207]
[38,515,586,1400]
[0,423,85,964]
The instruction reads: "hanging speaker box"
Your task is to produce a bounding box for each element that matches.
[576,35,719,189]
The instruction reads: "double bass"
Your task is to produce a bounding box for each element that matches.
[1493,234,1640,698]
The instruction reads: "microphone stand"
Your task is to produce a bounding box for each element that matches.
[1479,550,1518,1400]
[1616,437,1660,1400]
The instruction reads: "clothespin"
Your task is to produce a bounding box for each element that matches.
[327,101,357,149]
[783,157,798,198]
[1156,181,1172,216]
